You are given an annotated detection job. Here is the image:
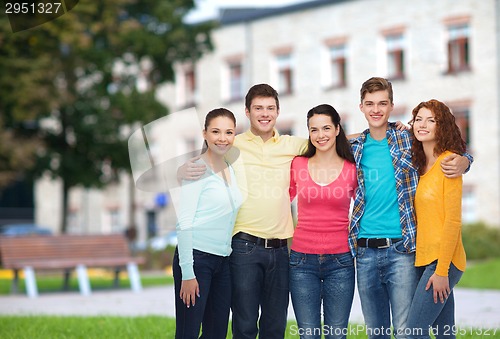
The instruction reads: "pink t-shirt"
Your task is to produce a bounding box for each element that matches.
[289,156,357,254]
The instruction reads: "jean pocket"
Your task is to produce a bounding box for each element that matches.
[356,246,366,258]
[289,250,305,267]
[393,240,411,255]
[231,238,256,255]
[335,252,354,267]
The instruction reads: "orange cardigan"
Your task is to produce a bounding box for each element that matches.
[414,151,466,276]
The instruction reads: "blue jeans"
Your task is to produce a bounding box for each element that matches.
[356,240,419,339]
[406,262,463,339]
[173,248,231,339]
[289,250,355,339]
[230,237,290,339]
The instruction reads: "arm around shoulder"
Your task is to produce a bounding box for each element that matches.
[440,152,473,178]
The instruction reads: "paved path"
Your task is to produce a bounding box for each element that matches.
[1,286,499,331]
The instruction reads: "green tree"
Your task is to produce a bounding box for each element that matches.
[0,0,214,232]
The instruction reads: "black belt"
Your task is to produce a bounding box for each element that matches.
[233,232,288,249]
[357,238,402,249]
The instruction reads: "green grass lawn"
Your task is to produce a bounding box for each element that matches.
[0,259,498,338]
[0,316,497,339]
[457,258,500,289]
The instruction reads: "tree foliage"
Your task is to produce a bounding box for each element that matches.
[0,0,214,232]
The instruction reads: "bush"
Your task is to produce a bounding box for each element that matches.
[138,245,176,270]
[462,222,500,260]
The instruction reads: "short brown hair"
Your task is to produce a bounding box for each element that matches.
[245,84,280,110]
[360,77,394,103]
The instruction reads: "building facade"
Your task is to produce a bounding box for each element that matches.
[36,0,500,236]
[159,0,500,225]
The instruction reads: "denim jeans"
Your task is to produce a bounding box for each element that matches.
[406,261,463,339]
[173,248,231,339]
[230,237,290,339]
[356,240,419,339]
[289,250,355,339]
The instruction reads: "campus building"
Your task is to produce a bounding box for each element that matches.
[33,0,499,238]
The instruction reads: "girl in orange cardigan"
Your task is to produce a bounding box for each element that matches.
[407,99,467,339]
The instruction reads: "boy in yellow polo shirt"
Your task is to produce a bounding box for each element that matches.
[181,84,306,338]
[228,84,306,338]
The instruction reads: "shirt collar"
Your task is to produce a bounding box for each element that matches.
[243,128,280,142]
[351,122,398,144]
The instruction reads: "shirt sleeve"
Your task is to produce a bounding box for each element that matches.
[289,157,298,202]
[462,151,474,174]
[176,179,204,280]
[290,135,308,155]
[435,175,463,276]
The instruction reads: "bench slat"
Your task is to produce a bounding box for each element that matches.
[0,234,144,297]
[7,257,145,270]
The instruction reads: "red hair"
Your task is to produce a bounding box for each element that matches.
[410,99,466,175]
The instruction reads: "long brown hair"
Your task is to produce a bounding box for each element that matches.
[410,99,466,175]
[301,104,354,163]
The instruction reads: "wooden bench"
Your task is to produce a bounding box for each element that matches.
[0,234,145,298]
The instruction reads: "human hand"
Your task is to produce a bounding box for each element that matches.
[426,273,450,304]
[440,153,469,178]
[177,155,207,182]
[395,120,410,131]
[180,278,200,307]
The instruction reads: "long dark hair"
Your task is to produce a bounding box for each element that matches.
[410,99,466,175]
[301,104,354,163]
[201,108,236,153]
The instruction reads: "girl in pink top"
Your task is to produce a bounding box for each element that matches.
[289,104,357,339]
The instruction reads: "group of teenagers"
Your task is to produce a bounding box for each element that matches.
[172,77,472,339]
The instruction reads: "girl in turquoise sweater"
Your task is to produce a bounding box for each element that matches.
[173,108,243,339]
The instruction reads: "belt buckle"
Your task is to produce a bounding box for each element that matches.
[378,238,391,249]
[264,239,273,249]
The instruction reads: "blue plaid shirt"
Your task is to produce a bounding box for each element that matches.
[348,123,473,256]
[348,123,418,256]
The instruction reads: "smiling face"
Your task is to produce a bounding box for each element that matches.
[245,96,279,142]
[308,114,339,154]
[413,107,437,144]
[359,90,394,134]
[203,116,236,156]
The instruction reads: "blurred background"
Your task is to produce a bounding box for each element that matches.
[0,0,498,266]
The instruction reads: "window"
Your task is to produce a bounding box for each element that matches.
[386,34,405,80]
[184,68,196,107]
[447,24,470,73]
[176,66,197,108]
[276,53,293,95]
[109,208,121,232]
[228,62,243,102]
[339,114,349,135]
[328,44,347,88]
[453,107,471,146]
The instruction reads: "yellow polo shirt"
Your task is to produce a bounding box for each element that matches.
[230,129,307,239]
